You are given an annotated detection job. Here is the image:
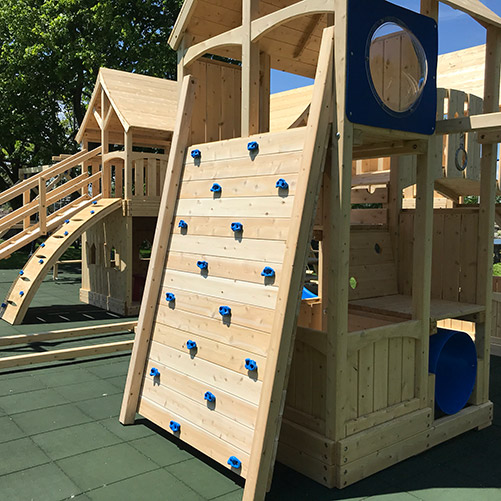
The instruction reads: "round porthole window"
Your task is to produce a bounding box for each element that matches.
[368,21,428,114]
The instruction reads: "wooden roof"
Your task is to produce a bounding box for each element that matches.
[441,0,501,29]
[76,68,178,143]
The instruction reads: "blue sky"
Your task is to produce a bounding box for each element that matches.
[270,0,501,93]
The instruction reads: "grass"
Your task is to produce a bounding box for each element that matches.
[494,263,501,276]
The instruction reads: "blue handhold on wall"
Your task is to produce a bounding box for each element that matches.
[219,306,231,317]
[178,219,188,229]
[191,149,201,159]
[275,178,288,190]
[165,292,176,302]
[231,222,243,232]
[204,391,216,403]
[186,340,197,350]
[227,456,241,469]
[261,267,275,277]
[245,358,257,371]
[210,183,222,193]
[247,141,259,152]
[169,421,180,433]
[150,367,160,377]
[197,260,208,270]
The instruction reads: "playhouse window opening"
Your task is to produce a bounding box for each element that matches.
[368,21,428,114]
[139,239,152,260]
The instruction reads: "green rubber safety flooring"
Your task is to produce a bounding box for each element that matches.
[0,266,500,500]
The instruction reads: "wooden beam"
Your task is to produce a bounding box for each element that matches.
[251,0,333,42]
[242,25,334,501]
[242,0,260,136]
[168,0,198,50]
[0,340,133,370]
[473,26,501,404]
[420,0,438,20]
[124,130,133,199]
[38,176,47,235]
[293,13,323,59]
[119,74,197,425]
[435,111,501,135]
[0,321,137,347]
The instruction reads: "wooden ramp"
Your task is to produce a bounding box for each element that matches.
[1,198,121,325]
[121,28,333,501]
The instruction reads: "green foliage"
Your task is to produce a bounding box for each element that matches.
[0,0,182,192]
[493,263,501,277]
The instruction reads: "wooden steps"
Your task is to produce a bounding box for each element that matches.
[0,198,121,325]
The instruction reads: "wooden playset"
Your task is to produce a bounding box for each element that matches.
[119,0,501,499]
[0,68,178,323]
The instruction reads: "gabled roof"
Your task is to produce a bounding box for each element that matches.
[76,68,178,143]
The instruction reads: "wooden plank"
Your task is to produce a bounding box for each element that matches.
[168,233,287,263]
[159,286,273,333]
[120,75,197,424]
[148,340,262,405]
[441,213,461,301]
[172,216,290,240]
[38,177,47,235]
[430,212,444,299]
[357,343,374,416]
[373,339,389,412]
[174,195,294,218]
[178,173,298,199]
[147,158,157,197]
[401,338,416,401]
[181,151,302,181]
[154,308,270,358]
[0,340,132,370]
[387,338,403,406]
[459,212,478,304]
[162,269,278,309]
[0,321,136,347]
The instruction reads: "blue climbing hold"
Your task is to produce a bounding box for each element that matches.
[39,259,44,265]
[197,260,208,270]
[204,391,216,403]
[19,270,24,276]
[210,183,222,193]
[261,266,275,277]
[19,291,24,297]
[186,340,197,350]
[165,292,176,302]
[150,367,160,377]
[191,149,201,159]
[90,210,95,214]
[169,421,181,433]
[227,456,241,469]
[64,231,68,236]
[231,222,243,233]
[178,219,188,229]
[247,141,259,152]
[40,243,45,248]
[65,219,70,224]
[276,178,289,190]
[1,303,6,308]
[245,358,257,371]
[219,305,231,317]
[92,201,97,205]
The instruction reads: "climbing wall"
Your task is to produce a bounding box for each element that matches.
[136,128,307,477]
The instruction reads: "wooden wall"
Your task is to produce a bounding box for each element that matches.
[189,59,242,145]
[399,208,480,303]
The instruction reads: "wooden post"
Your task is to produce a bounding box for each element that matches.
[101,89,111,198]
[259,51,271,133]
[124,130,133,199]
[420,0,438,20]
[119,75,197,425]
[473,27,501,404]
[325,0,353,443]
[38,176,47,235]
[412,137,438,408]
[241,0,260,136]
[22,190,30,229]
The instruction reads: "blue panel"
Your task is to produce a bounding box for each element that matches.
[346,0,438,135]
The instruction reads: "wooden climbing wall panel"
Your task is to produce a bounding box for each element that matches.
[136,127,307,477]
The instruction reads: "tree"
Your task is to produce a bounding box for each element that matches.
[0,0,182,193]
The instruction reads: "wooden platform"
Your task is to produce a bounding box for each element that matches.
[349,294,485,321]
